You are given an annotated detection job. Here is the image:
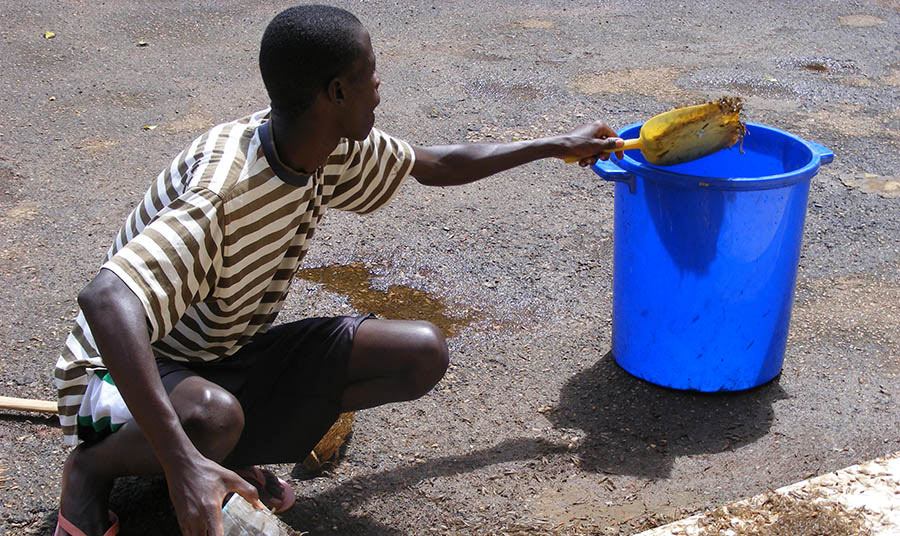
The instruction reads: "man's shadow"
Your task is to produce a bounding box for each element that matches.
[59,436,571,535]
[548,351,788,478]
[280,436,572,535]
[33,351,786,534]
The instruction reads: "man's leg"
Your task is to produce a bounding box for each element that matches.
[57,372,244,536]
[209,317,449,467]
[341,318,449,411]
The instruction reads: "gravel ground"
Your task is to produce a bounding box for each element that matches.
[1,1,898,535]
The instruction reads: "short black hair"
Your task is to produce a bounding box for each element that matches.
[259,5,365,117]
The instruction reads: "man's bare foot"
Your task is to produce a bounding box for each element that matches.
[57,445,116,536]
[233,466,295,513]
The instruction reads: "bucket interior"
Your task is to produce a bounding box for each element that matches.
[617,122,816,185]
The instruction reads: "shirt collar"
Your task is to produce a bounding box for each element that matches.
[257,119,313,187]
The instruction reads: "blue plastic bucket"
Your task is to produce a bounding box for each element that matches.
[592,122,834,391]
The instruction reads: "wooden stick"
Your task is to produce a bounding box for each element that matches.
[0,396,58,414]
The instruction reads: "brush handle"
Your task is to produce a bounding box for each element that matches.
[563,137,643,164]
[0,396,58,414]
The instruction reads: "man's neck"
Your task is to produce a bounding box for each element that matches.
[270,109,341,175]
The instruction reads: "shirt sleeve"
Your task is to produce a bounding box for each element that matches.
[327,128,416,214]
[101,186,225,341]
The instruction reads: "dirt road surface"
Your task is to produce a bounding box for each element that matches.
[1,1,898,534]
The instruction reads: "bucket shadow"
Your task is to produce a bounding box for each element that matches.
[548,351,787,479]
[643,182,727,275]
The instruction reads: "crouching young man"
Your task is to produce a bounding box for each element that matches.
[53,5,623,535]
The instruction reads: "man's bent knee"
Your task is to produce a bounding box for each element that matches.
[171,380,245,461]
[407,321,450,399]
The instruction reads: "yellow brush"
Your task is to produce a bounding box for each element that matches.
[567,97,746,166]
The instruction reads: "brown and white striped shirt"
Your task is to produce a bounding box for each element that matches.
[54,108,415,445]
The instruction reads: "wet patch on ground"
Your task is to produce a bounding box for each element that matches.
[683,69,799,99]
[775,56,882,90]
[684,55,890,103]
[465,79,545,103]
[775,56,861,75]
[296,263,478,338]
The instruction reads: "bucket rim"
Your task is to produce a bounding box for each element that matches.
[605,121,834,191]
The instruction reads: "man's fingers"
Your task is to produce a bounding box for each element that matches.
[595,124,618,139]
[602,137,624,150]
[228,471,264,509]
[584,137,624,163]
[565,121,623,164]
[583,120,616,139]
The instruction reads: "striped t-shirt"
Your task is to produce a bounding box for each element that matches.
[54,108,415,445]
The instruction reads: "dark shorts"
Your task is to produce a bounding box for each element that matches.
[157,314,372,465]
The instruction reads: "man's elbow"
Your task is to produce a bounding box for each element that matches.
[412,160,457,187]
[411,146,449,186]
[77,270,126,313]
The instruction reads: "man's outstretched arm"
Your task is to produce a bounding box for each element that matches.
[411,120,624,187]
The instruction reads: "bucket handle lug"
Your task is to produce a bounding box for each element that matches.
[807,141,834,165]
[591,158,636,194]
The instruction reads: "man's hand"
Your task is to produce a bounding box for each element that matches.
[556,120,625,167]
[164,452,262,536]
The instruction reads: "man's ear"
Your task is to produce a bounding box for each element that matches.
[327,77,344,104]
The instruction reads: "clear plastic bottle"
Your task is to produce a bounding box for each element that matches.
[222,494,294,536]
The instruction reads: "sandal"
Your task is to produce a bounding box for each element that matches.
[55,510,119,536]
[234,466,296,514]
